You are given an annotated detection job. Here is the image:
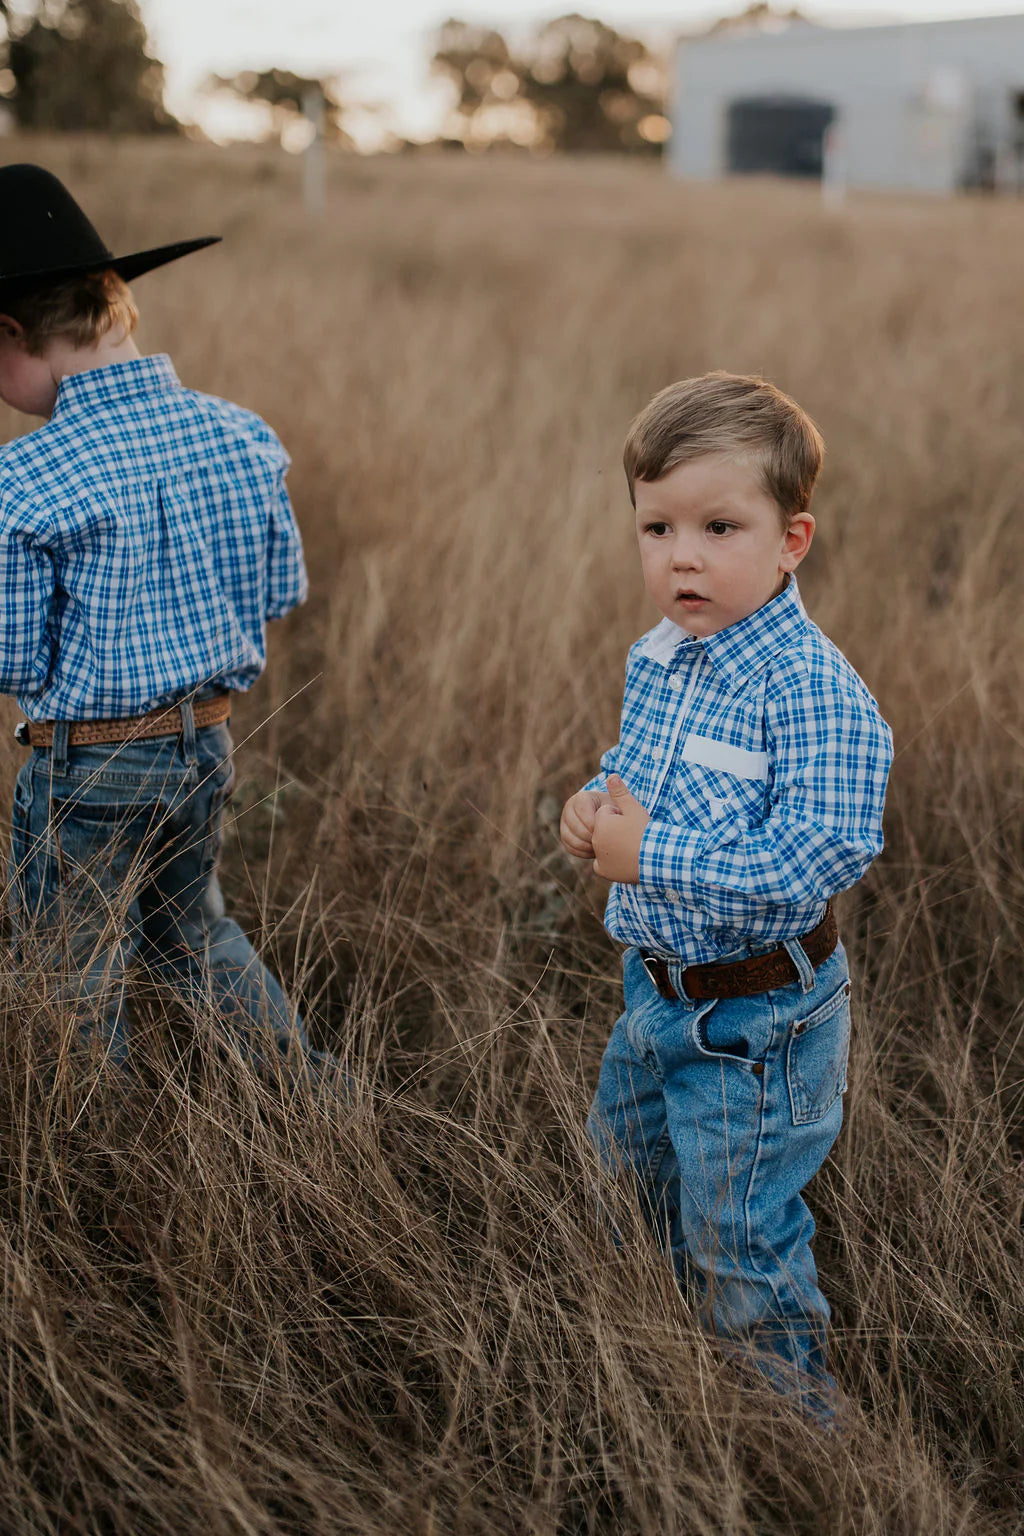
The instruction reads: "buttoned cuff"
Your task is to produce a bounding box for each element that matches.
[638,819,702,903]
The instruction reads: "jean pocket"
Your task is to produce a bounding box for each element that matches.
[785,980,851,1126]
[690,995,767,1075]
[49,796,165,904]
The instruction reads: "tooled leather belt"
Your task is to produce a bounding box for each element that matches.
[17,692,231,749]
[640,902,838,1001]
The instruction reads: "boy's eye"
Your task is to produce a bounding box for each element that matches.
[707,520,734,536]
[644,522,670,537]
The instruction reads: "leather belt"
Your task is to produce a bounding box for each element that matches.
[17,692,231,749]
[640,903,838,1001]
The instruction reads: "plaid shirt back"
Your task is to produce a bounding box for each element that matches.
[584,579,892,965]
[0,355,307,720]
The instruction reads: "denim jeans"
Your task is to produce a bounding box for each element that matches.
[586,935,851,1418]
[8,707,318,1073]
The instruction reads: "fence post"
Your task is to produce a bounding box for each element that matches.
[822,121,847,209]
[302,82,326,219]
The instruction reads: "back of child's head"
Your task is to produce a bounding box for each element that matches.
[623,372,824,523]
[8,269,138,356]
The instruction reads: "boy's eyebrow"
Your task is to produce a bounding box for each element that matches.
[636,503,742,518]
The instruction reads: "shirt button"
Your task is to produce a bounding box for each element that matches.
[669,675,685,691]
[650,746,663,760]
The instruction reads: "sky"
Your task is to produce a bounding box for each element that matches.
[140,0,1024,144]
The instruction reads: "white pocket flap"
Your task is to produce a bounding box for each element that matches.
[681,733,769,782]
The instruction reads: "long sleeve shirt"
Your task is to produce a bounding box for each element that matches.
[583,579,892,965]
[0,354,307,720]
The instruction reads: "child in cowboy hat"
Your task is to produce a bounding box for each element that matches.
[0,163,329,1075]
[561,373,892,1421]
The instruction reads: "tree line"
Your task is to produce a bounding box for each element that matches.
[0,0,671,154]
[0,0,174,132]
[430,15,668,154]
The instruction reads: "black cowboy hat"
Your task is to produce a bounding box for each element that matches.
[0,163,220,308]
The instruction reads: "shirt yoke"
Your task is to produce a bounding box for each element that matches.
[0,387,288,520]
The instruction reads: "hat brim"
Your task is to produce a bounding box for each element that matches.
[110,236,222,284]
[0,235,221,308]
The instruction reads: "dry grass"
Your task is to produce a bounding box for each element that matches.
[1,134,1023,1533]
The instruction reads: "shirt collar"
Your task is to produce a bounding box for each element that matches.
[51,354,182,419]
[641,578,810,686]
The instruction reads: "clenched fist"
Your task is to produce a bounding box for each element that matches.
[559,788,610,861]
[592,774,650,884]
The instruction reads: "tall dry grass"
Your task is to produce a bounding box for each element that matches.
[1,135,1023,1533]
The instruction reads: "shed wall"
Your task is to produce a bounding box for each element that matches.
[670,14,1024,192]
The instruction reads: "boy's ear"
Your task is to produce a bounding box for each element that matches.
[780,512,815,571]
[0,314,25,343]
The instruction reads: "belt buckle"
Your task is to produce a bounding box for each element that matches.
[641,950,680,1001]
[14,721,30,746]
[640,951,663,989]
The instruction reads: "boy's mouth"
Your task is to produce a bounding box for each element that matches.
[675,590,709,605]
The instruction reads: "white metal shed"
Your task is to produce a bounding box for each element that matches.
[670,13,1024,193]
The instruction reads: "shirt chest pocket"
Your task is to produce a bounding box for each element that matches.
[664,734,769,830]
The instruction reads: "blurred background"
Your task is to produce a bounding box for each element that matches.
[0,0,1021,183]
[1,4,1024,1535]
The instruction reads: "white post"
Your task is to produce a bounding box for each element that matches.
[302,82,326,219]
[994,140,1016,196]
[822,121,846,209]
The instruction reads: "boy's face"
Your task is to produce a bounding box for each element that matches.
[0,320,60,417]
[634,453,815,638]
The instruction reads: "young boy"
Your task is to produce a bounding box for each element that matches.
[0,162,326,1074]
[561,372,892,1417]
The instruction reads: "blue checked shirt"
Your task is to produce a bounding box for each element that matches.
[583,579,892,965]
[0,355,307,720]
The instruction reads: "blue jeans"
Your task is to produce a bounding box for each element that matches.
[9,708,318,1073]
[586,936,851,1417]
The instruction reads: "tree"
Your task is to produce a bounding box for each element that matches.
[431,13,668,155]
[432,20,514,118]
[207,68,353,150]
[521,14,665,153]
[0,0,177,132]
[706,2,809,34]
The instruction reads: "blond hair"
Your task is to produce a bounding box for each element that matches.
[623,371,824,523]
[7,269,138,355]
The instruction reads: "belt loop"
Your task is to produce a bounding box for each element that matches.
[179,699,198,770]
[666,958,698,1010]
[51,720,69,776]
[783,936,816,994]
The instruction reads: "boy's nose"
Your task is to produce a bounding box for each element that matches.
[671,540,703,570]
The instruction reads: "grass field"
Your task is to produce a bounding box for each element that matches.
[1,134,1024,1534]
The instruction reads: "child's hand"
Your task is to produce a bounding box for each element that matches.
[592,774,651,884]
[560,789,610,861]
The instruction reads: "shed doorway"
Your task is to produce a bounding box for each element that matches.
[726,96,836,178]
